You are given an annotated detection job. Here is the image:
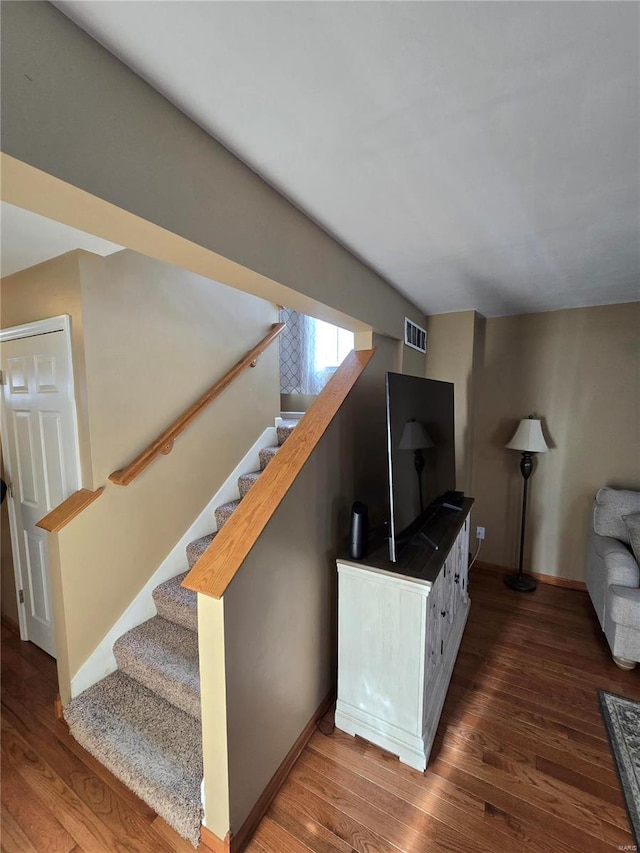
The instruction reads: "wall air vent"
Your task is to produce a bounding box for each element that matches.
[404,318,427,353]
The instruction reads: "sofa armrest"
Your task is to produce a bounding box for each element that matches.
[593,532,631,560]
[596,535,639,588]
[608,585,640,630]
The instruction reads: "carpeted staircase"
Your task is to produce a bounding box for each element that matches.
[64,421,297,846]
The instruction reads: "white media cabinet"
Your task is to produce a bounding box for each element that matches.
[335,499,472,771]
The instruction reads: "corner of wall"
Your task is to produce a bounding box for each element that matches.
[423,310,477,494]
[47,534,72,703]
[198,593,230,839]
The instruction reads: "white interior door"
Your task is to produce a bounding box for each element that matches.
[1,319,80,657]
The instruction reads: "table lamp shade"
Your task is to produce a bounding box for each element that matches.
[399,419,434,451]
[506,418,550,453]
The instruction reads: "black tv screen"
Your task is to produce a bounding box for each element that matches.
[386,373,456,561]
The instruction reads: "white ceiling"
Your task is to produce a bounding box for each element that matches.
[54,1,639,317]
[1,202,122,278]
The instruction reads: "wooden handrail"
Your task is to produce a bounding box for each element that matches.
[36,488,105,533]
[183,347,376,600]
[109,323,286,486]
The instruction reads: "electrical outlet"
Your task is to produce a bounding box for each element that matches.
[476,526,486,540]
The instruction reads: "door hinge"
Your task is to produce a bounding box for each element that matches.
[0,370,4,385]
[7,483,14,499]
[19,589,24,604]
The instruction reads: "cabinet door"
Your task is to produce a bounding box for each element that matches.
[445,556,455,625]
[439,558,454,664]
[428,574,442,674]
[425,580,437,682]
[338,570,429,736]
[460,517,470,603]
[453,528,465,611]
[451,538,460,621]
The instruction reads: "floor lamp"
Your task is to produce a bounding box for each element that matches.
[399,419,433,514]
[504,416,550,592]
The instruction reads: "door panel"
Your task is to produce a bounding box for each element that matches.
[25,530,50,622]
[8,357,29,393]
[40,411,67,507]
[2,327,80,657]
[13,410,40,505]
[34,354,59,392]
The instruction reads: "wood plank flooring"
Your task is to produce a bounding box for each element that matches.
[248,567,640,853]
[0,622,197,853]
[2,566,639,852]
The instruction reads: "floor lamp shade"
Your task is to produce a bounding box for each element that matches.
[506,418,550,454]
[504,417,550,592]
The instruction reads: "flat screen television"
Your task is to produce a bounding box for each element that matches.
[385,373,456,562]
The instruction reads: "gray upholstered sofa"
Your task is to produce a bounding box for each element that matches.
[586,487,640,669]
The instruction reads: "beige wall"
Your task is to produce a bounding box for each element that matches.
[424,310,481,494]
[1,2,425,344]
[280,393,316,413]
[472,302,640,581]
[77,250,279,485]
[400,343,427,378]
[203,334,398,835]
[3,249,280,696]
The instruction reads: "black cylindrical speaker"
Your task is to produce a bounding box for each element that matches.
[349,501,369,559]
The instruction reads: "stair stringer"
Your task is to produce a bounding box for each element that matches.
[70,426,278,699]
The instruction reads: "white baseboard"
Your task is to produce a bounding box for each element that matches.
[70,426,278,698]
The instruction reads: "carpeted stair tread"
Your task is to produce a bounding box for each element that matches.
[214,499,241,529]
[277,422,296,446]
[259,445,280,470]
[64,670,202,846]
[237,470,261,498]
[113,616,201,721]
[153,572,197,633]
[186,532,217,570]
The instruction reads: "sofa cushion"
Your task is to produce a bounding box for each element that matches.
[593,488,640,545]
[623,513,640,564]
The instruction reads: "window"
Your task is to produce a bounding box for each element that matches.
[279,308,354,396]
[313,319,354,372]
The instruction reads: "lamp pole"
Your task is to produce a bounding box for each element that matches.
[398,419,433,517]
[414,449,425,513]
[506,451,537,592]
[504,416,550,593]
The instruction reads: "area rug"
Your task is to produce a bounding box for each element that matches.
[599,690,640,847]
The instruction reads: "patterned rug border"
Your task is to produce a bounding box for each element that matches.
[598,689,640,849]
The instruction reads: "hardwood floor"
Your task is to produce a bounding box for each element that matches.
[0,622,198,853]
[2,566,638,852]
[247,567,640,853]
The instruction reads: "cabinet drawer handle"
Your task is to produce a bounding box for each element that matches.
[441,610,446,618]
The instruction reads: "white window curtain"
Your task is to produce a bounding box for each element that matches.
[279,309,354,396]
